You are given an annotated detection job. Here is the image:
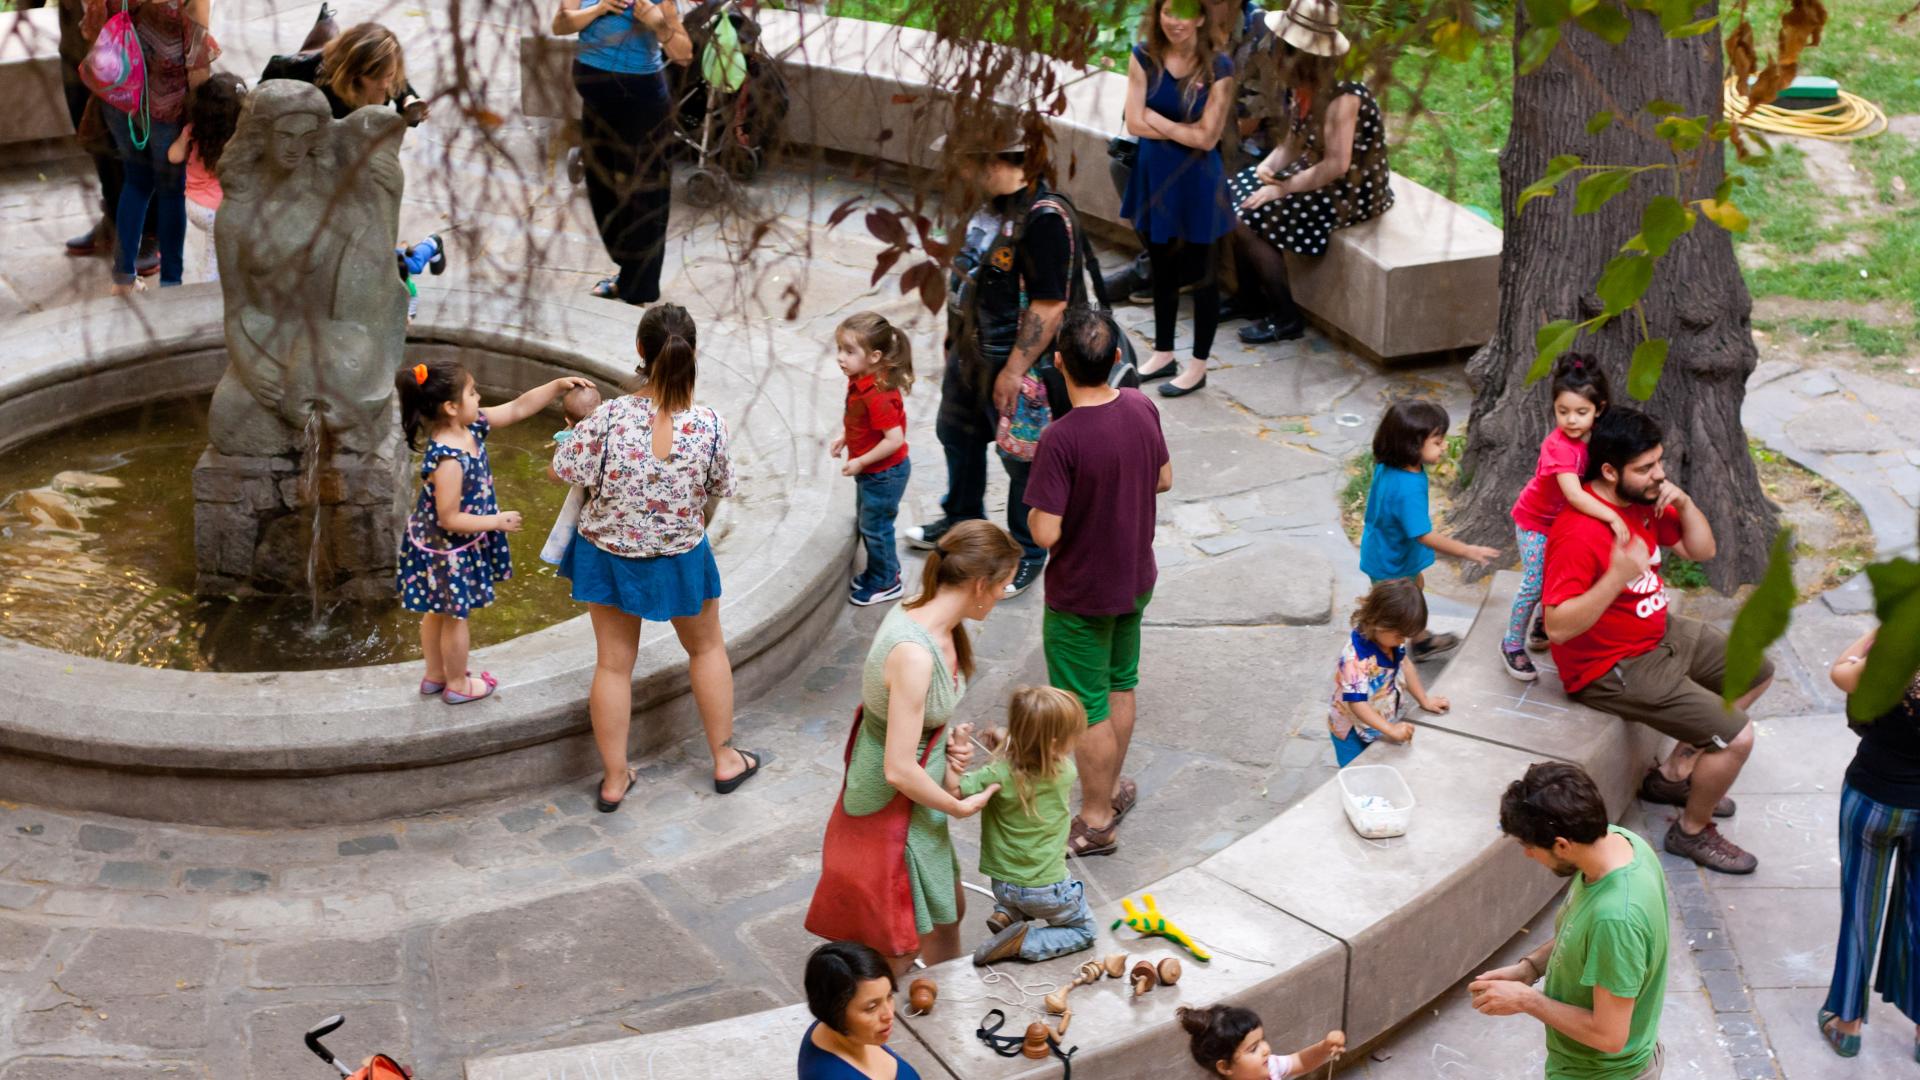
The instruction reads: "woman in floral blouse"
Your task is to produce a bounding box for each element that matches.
[551,303,762,812]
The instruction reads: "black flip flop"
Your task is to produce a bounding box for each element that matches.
[714,748,762,795]
[594,767,638,813]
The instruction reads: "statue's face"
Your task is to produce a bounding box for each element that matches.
[269,114,324,172]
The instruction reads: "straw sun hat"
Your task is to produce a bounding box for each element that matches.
[1265,0,1350,57]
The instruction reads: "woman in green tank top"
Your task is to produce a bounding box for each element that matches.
[843,520,1022,975]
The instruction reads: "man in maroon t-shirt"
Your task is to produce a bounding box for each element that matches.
[1543,408,1772,875]
[1026,310,1172,858]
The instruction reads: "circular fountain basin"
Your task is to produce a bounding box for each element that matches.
[0,285,852,826]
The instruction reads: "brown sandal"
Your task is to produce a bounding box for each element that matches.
[1110,777,1139,826]
[1068,815,1118,858]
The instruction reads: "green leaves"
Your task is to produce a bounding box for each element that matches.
[1585,110,1615,135]
[1695,198,1750,233]
[1574,168,1637,214]
[1627,338,1669,400]
[1518,26,1562,74]
[1529,319,1582,384]
[1644,99,1686,117]
[1518,154,1584,215]
[1431,18,1480,62]
[1724,528,1797,709]
[1596,253,1653,315]
[1656,115,1707,154]
[1639,196,1695,257]
[1576,4,1632,44]
[1849,559,1920,723]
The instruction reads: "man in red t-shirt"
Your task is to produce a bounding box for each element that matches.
[1543,408,1772,875]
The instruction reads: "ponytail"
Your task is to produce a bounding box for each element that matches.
[637,303,699,415]
[835,311,916,394]
[394,357,469,450]
[902,520,1022,680]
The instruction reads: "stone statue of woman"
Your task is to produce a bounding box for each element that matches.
[211,81,408,456]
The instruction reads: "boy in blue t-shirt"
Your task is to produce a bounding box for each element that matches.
[1330,579,1450,766]
[1357,400,1500,656]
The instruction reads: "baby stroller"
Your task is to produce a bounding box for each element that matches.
[669,0,788,207]
[305,1015,412,1079]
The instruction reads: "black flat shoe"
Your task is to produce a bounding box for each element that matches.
[1137,359,1179,382]
[594,767,638,813]
[715,748,763,794]
[1238,317,1306,344]
[1158,374,1207,398]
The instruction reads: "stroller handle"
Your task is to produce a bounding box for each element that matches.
[305,1014,355,1077]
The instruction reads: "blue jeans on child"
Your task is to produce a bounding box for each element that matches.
[991,878,1097,962]
[854,459,910,590]
[106,110,186,286]
[397,238,438,276]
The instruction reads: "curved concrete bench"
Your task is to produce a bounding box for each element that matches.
[0,285,853,826]
[465,571,1665,1078]
[519,11,1500,359]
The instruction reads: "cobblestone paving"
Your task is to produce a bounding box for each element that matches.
[0,69,1477,1075]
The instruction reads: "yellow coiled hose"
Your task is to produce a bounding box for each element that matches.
[1724,75,1888,141]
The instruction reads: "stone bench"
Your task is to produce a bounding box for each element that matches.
[516,11,1499,358]
[464,571,1664,1079]
[0,8,72,145]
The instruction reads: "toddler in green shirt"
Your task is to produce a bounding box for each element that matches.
[956,685,1098,965]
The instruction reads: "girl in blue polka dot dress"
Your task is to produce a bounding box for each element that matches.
[395,358,592,704]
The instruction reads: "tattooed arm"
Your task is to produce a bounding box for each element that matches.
[992,300,1067,418]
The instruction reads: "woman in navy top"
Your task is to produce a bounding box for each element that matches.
[1121,0,1236,400]
[798,942,922,1080]
[552,0,693,305]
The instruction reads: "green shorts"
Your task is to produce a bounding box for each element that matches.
[1043,591,1152,726]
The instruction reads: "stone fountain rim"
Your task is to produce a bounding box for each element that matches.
[0,284,851,777]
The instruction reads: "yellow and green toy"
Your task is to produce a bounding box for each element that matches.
[1111,894,1210,962]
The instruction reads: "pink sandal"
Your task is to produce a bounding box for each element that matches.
[419,670,471,696]
[442,672,498,704]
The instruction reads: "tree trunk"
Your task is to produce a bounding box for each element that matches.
[1454,5,1776,592]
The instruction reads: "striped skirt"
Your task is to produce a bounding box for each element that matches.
[1824,781,1920,1023]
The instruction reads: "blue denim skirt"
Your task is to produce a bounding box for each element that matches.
[559,533,722,621]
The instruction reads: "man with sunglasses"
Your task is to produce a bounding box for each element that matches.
[1474,762,1671,1080]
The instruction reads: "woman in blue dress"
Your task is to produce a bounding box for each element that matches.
[1121,0,1236,399]
[798,941,922,1080]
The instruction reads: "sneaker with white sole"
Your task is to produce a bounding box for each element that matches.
[1501,644,1539,682]
[1527,615,1550,653]
[903,519,954,550]
[1004,560,1043,598]
[851,578,905,607]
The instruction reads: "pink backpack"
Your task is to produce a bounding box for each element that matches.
[81,0,150,145]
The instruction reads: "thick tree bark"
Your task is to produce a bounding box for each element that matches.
[1454,5,1777,592]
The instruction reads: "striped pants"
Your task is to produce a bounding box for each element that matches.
[1823,782,1920,1024]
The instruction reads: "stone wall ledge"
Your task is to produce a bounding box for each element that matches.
[521,10,1501,358]
[465,571,1665,1079]
[0,285,854,826]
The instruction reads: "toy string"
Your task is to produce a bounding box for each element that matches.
[904,966,1061,1017]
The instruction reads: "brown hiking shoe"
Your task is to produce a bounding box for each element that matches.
[984,910,1013,935]
[1640,767,1735,818]
[1665,820,1757,875]
[973,921,1029,965]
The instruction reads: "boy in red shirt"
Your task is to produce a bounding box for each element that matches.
[1542,407,1772,875]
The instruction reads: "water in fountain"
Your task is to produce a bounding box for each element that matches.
[300,412,328,625]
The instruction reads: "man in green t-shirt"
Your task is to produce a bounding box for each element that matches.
[1471,762,1671,1079]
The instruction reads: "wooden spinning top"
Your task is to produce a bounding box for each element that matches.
[1023,1021,1052,1059]
[1157,957,1183,986]
[907,978,937,1013]
[1130,960,1159,996]
[1102,953,1127,979]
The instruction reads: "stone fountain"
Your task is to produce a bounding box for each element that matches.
[192,81,411,600]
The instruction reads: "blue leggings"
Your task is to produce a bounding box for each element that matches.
[1503,527,1548,650]
[1824,782,1920,1025]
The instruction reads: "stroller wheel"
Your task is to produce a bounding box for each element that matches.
[684,168,727,209]
[725,148,761,183]
[565,146,585,185]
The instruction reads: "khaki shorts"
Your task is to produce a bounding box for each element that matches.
[1632,1042,1665,1080]
[1571,617,1772,749]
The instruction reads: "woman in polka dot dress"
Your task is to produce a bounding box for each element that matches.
[394,358,592,704]
[1227,0,1393,345]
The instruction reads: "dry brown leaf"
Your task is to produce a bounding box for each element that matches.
[1725,20,1756,82]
